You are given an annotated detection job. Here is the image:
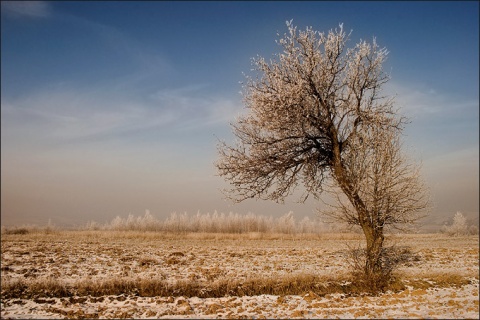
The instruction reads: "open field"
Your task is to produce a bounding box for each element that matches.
[1,231,478,319]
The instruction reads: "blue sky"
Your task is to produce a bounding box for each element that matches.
[1,1,478,228]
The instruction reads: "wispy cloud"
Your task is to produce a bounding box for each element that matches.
[379,80,479,171]
[2,91,164,146]
[150,85,242,130]
[387,81,479,121]
[1,81,240,149]
[1,1,51,18]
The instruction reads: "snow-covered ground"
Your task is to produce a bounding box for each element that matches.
[1,232,478,318]
[2,284,478,319]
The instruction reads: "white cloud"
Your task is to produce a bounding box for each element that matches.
[1,1,51,18]
[386,81,479,120]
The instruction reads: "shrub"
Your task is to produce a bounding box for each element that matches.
[3,227,30,235]
[347,245,419,294]
[468,225,479,235]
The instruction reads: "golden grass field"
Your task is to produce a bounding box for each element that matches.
[1,230,478,318]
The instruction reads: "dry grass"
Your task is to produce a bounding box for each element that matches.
[3,268,476,300]
[1,272,409,300]
[404,272,476,289]
[1,273,342,299]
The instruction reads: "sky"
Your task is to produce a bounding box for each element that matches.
[1,1,478,229]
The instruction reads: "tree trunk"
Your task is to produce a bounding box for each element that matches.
[330,136,386,284]
[363,224,384,281]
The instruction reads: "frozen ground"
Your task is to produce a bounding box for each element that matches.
[1,284,479,319]
[1,232,478,318]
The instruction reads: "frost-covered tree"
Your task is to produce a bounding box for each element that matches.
[442,211,468,236]
[216,21,430,286]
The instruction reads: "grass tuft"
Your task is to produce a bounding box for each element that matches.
[2,272,434,300]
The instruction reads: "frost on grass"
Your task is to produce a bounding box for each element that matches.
[1,232,478,319]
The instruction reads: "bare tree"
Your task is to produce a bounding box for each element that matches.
[216,21,430,286]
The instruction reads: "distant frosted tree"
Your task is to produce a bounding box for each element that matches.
[298,216,312,233]
[216,21,430,289]
[442,211,468,236]
[110,216,125,231]
[276,211,295,234]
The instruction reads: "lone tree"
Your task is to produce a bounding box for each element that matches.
[216,21,429,288]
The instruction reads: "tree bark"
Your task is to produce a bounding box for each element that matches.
[364,225,384,279]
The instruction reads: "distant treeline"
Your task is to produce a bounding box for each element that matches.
[3,210,477,236]
[83,210,339,234]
